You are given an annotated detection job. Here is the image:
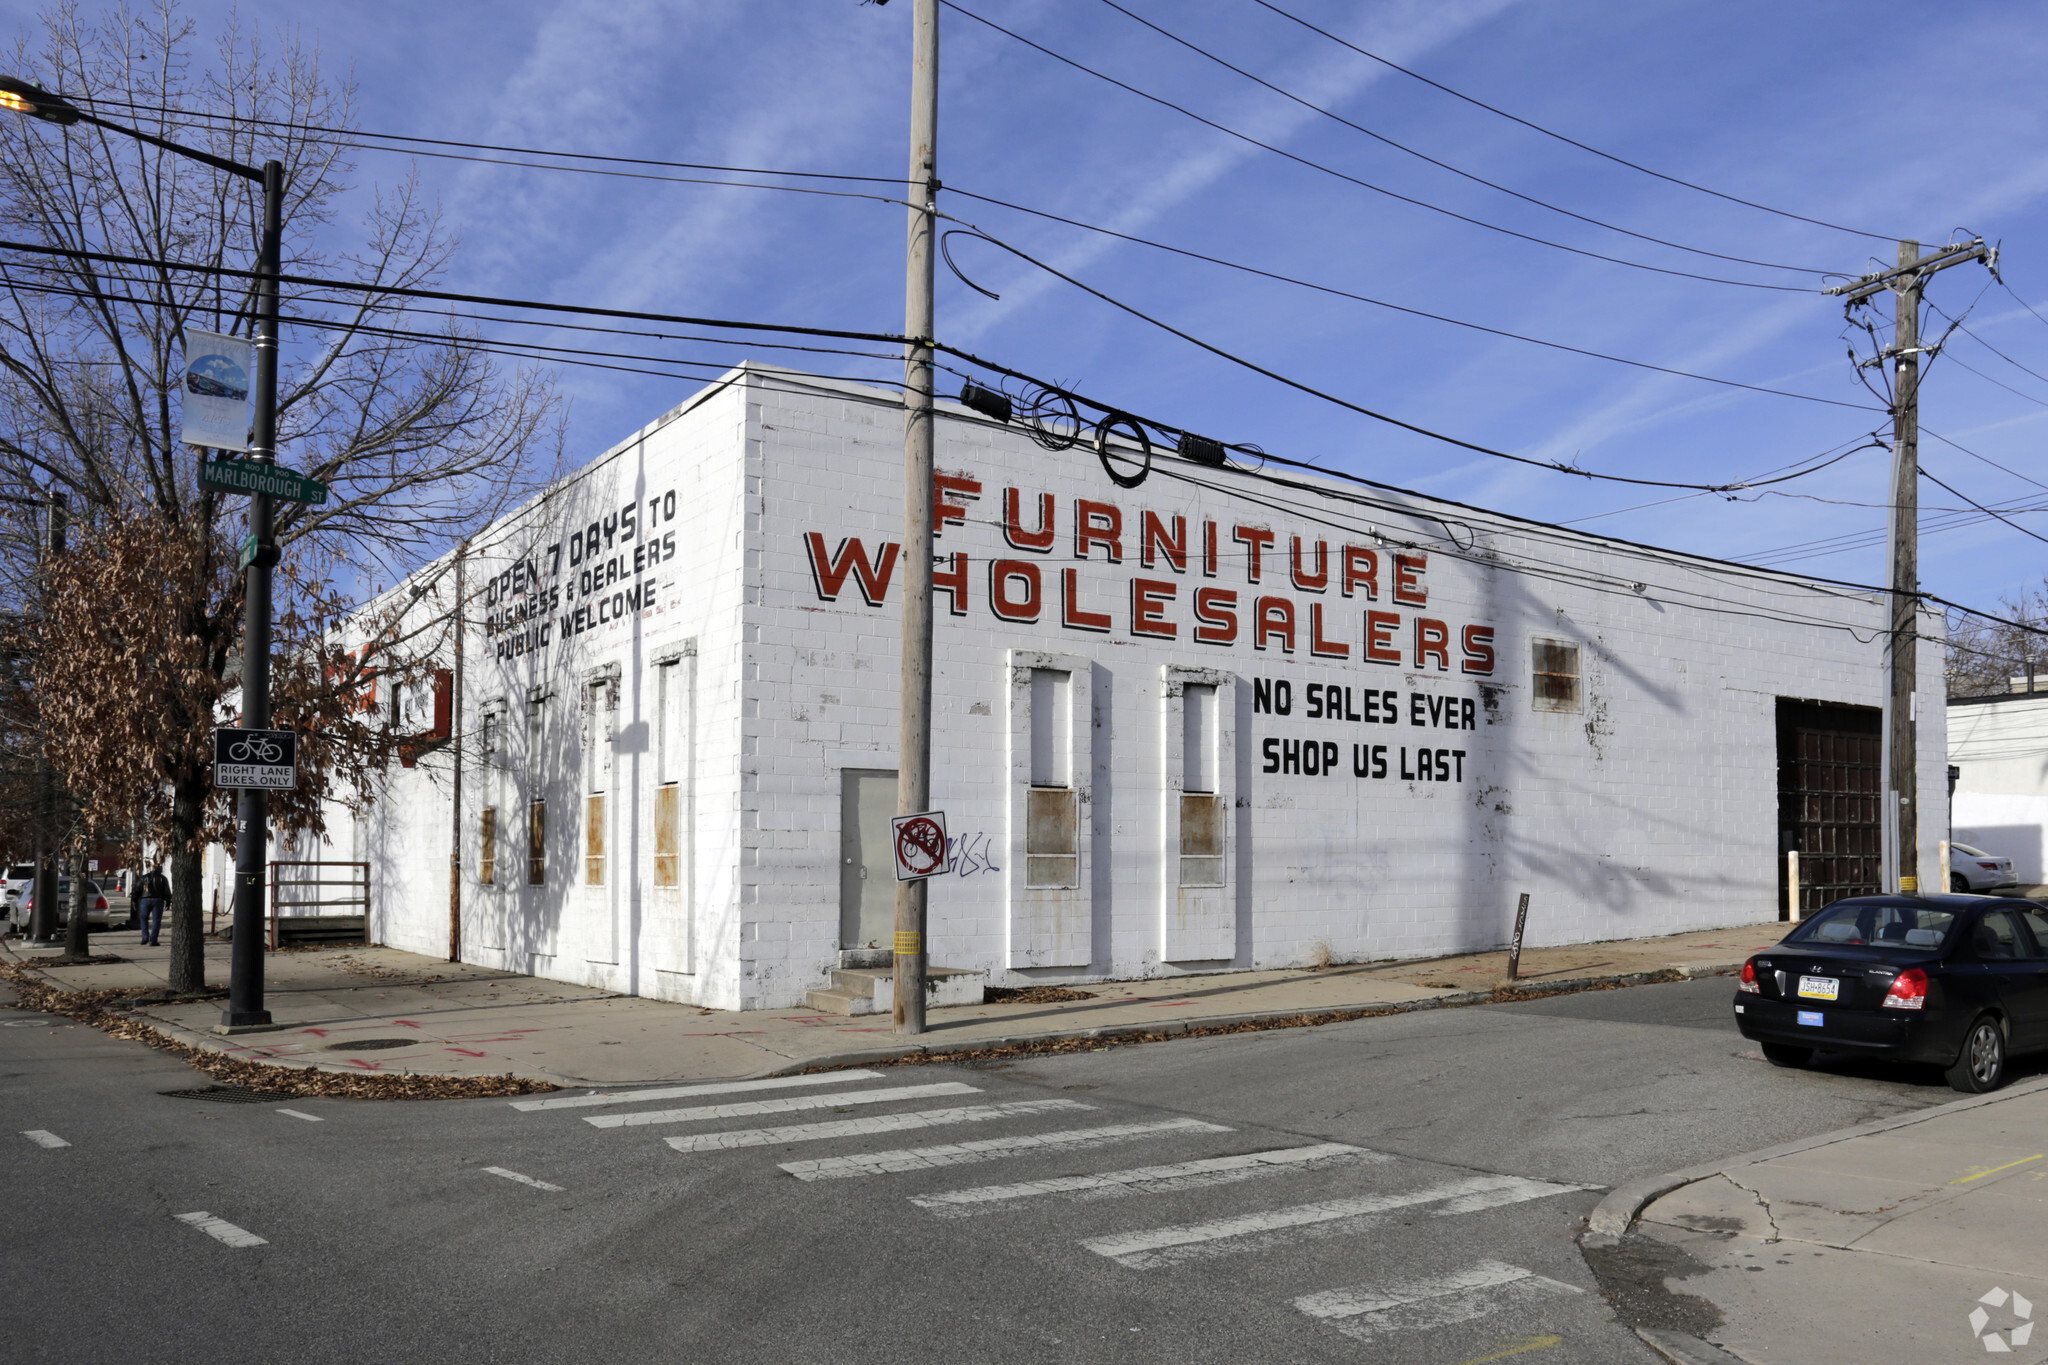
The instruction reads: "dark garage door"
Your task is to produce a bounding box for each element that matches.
[1776,699,1883,917]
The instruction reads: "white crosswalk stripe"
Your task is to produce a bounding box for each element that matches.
[511,1071,887,1112]
[584,1081,980,1129]
[1293,1260,1583,1342]
[909,1142,1379,1217]
[779,1117,1231,1181]
[174,1212,267,1248]
[1081,1174,1594,1270]
[665,1099,1096,1152]
[21,1129,69,1149]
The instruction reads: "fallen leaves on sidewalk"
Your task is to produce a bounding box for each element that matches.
[0,960,554,1101]
[983,986,1097,1004]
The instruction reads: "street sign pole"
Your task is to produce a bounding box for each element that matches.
[223,159,284,1033]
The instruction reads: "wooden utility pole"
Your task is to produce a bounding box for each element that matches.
[894,0,938,1034]
[1826,238,1995,895]
[449,541,468,963]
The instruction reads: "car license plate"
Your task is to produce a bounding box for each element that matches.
[1797,976,1839,1001]
[1797,1010,1824,1027]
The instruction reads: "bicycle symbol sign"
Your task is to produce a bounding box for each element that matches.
[227,736,283,763]
[891,811,951,882]
[212,727,298,791]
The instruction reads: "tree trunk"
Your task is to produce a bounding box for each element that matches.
[166,780,208,993]
[62,846,89,959]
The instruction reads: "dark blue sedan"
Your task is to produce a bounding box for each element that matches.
[1734,895,2048,1093]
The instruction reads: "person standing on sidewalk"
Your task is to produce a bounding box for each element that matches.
[136,865,169,947]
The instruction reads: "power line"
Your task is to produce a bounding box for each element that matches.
[1917,465,2048,551]
[940,0,1813,292]
[63,93,905,184]
[1243,0,1903,243]
[0,237,912,347]
[1921,426,2048,498]
[945,189,1875,410]
[938,226,1880,491]
[1096,0,1825,276]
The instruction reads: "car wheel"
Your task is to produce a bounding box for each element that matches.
[1760,1042,1812,1068]
[1945,1015,2008,1094]
[1951,873,1969,893]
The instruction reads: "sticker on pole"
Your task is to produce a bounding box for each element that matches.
[892,810,950,881]
[212,727,298,790]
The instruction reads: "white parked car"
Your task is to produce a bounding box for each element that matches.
[1949,842,2018,893]
[6,878,113,931]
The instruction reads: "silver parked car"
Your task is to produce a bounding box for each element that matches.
[6,878,114,930]
[1948,842,2018,893]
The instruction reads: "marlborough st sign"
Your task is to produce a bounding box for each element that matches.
[199,455,329,506]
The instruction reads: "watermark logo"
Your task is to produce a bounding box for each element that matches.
[1969,1286,2033,1353]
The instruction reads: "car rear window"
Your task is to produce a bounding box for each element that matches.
[1789,902,1955,949]
[5,865,31,880]
[1951,843,1986,859]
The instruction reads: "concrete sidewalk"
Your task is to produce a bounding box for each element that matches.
[2,919,1785,1087]
[1609,1076,2048,1365]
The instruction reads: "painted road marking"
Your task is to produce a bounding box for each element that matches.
[666,1100,1096,1152]
[22,1130,69,1149]
[1951,1153,2043,1184]
[276,1109,322,1122]
[1082,1175,1593,1269]
[511,1070,887,1113]
[174,1212,268,1248]
[910,1142,1377,1216]
[483,1166,565,1192]
[780,1117,1232,1182]
[1293,1260,1582,1343]
[585,1081,980,1129]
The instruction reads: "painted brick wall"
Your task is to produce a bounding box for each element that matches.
[306,365,1947,1011]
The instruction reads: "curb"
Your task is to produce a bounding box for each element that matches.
[1580,1069,2048,1244]
[749,963,1728,1080]
[4,931,1741,1090]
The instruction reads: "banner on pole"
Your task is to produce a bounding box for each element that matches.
[179,329,253,451]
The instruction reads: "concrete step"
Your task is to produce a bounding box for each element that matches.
[805,964,986,1016]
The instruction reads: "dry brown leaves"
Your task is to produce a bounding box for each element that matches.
[0,960,554,1100]
[983,986,1097,1005]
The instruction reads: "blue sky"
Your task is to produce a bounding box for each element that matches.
[11,0,2048,618]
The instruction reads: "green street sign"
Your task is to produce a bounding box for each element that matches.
[200,456,329,506]
[239,533,259,569]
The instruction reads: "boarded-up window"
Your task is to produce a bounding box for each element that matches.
[1026,787,1079,888]
[479,807,496,886]
[527,800,546,885]
[1532,640,1581,713]
[585,793,605,886]
[1180,793,1224,886]
[654,784,680,887]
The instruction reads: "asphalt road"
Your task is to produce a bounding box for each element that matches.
[0,976,1988,1365]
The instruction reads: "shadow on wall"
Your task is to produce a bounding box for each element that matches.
[1955,825,2044,885]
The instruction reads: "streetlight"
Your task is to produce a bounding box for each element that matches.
[1,74,283,1029]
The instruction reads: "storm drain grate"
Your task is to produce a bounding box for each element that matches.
[160,1085,284,1105]
[322,1038,418,1052]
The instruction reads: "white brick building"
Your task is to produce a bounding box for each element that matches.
[268,365,1947,1010]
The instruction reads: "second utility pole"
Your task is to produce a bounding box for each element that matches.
[1826,236,1994,896]
[894,0,938,1034]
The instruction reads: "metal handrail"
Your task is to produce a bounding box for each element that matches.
[267,860,371,949]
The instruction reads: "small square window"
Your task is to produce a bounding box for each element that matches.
[1532,639,1581,713]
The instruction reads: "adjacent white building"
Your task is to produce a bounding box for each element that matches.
[1948,687,2048,886]
[238,364,1947,1010]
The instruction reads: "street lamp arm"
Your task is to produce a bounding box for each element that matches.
[0,76,263,182]
[68,107,265,184]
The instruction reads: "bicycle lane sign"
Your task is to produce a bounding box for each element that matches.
[891,811,951,882]
[213,727,298,790]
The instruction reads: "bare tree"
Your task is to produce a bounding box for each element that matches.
[0,2,559,990]
[1947,591,2048,700]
